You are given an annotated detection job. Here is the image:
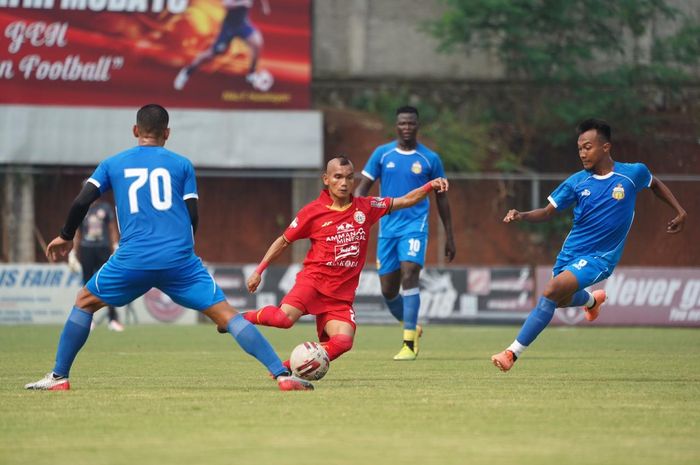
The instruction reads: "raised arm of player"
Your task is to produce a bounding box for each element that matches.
[391,178,449,212]
[246,235,291,293]
[503,203,558,224]
[650,177,687,234]
[353,175,374,197]
[46,183,101,262]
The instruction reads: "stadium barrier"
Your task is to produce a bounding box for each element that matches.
[2,264,698,327]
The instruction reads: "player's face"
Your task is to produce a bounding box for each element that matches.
[577,129,610,170]
[396,113,418,145]
[323,163,355,201]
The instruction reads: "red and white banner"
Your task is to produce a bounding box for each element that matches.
[0,0,311,109]
[537,266,700,327]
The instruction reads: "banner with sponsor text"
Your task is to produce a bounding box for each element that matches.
[0,0,311,109]
[0,264,196,325]
[537,266,700,327]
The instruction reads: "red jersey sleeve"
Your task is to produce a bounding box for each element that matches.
[283,204,314,242]
[360,196,392,226]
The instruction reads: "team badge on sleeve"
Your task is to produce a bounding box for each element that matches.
[612,184,625,200]
[290,217,299,228]
[370,197,387,208]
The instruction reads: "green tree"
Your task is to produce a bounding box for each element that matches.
[426,0,700,168]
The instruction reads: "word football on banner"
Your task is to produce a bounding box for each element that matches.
[0,0,311,109]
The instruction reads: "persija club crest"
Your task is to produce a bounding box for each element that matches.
[354,210,366,224]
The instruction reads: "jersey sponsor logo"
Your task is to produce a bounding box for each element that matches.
[321,221,333,228]
[370,197,387,208]
[326,228,366,244]
[411,161,422,174]
[354,210,366,224]
[612,184,625,200]
[386,161,396,168]
[335,242,360,261]
[336,222,353,232]
[573,259,588,270]
[289,217,299,228]
[581,189,591,197]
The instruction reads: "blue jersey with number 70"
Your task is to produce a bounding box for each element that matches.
[87,145,198,269]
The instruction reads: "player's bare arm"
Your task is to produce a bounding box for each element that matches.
[503,203,557,224]
[247,235,291,293]
[353,175,374,197]
[436,191,456,262]
[649,177,687,234]
[392,178,449,211]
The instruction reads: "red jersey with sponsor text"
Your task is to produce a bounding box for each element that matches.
[283,190,392,303]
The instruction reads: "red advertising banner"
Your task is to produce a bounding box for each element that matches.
[0,0,310,109]
[537,266,700,327]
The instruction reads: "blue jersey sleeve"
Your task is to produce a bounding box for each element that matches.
[88,160,112,194]
[183,160,198,200]
[431,153,446,178]
[548,176,577,210]
[362,146,384,181]
[632,163,652,192]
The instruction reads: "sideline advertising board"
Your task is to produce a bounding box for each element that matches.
[537,266,700,327]
[0,264,196,325]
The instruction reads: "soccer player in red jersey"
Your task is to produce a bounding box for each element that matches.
[243,156,448,367]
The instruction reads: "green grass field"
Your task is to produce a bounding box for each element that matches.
[1,324,698,465]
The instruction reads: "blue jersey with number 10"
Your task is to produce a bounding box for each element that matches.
[87,145,199,270]
[362,141,445,238]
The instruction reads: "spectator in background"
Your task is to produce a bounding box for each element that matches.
[69,190,123,331]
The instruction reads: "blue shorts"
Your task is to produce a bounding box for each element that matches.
[553,254,615,290]
[86,256,226,311]
[213,7,255,53]
[376,233,428,276]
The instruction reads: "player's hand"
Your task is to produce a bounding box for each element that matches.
[503,209,522,223]
[666,211,687,234]
[247,272,262,293]
[46,237,73,262]
[445,236,456,262]
[430,177,449,193]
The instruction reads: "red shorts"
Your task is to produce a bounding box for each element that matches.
[281,283,357,341]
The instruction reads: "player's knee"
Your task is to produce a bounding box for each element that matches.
[330,334,353,354]
[271,310,294,328]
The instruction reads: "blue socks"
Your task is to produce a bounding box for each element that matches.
[567,289,591,308]
[227,314,287,378]
[402,288,420,330]
[516,296,556,346]
[53,306,93,377]
[385,294,404,322]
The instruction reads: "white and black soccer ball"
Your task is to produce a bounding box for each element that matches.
[290,341,330,381]
[251,69,274,92]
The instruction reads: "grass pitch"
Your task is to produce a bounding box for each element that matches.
[1,324,698,465]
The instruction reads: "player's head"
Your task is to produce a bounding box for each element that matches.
[134,104,170,143]
[576,118,612,170]
[323,156,355,202]
[395,106,419,146]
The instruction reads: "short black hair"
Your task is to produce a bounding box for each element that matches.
[335,155,352,166]
[577,118,611,143]
[137,104,169,136]
[396,106,419,118]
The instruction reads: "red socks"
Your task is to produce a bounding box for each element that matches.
[321,334,354,361]
[243,306,294,328]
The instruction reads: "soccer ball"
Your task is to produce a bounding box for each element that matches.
[290,341,330,381]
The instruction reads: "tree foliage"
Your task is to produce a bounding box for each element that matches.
[426,0,700,169]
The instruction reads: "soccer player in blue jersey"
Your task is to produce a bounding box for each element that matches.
[173,0,273,92]
[25,104,312,391]
[354,106,456,361]
[492,119,687,372]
